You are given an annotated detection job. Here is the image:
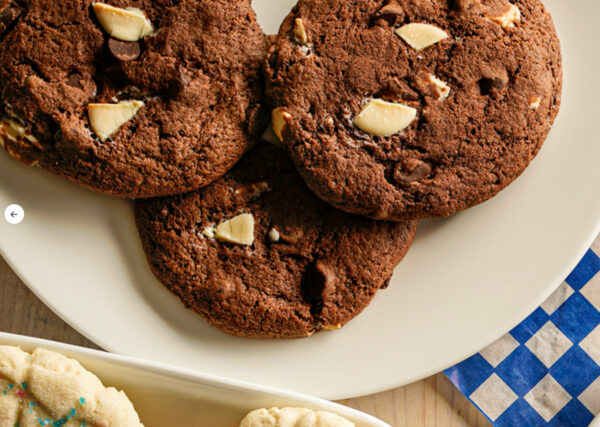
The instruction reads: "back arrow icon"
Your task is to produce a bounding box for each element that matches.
[10,211,17,218]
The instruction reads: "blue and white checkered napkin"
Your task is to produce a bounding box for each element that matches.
[446,239,600,426]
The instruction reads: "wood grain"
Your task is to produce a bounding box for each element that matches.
[0,256,490,427]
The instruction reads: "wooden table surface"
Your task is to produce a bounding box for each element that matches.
[0,256,490,427]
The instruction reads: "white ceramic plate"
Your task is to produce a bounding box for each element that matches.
[1,0,600,400]
[0,332,388,427]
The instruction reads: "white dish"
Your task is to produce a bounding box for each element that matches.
[0,332,388,427]
[1,0,600,400]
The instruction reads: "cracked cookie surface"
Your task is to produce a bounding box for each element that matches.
[0,0,268,198]
[265,0,562,220]
[134,144,418,339]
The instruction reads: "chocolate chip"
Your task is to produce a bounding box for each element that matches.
[450,0,477,11]
[108,38,141,62]
[302,263,325,302]
[395,160,432,185]
[166,69,193,97]
[478,77,507,98]
[373,2,405,26]
[0,6,22,35]
[66,73,84,89]
[302,260,335,314]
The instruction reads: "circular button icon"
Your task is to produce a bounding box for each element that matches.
[4,204,24,225]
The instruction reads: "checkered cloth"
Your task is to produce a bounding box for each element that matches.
[446,238,600,426]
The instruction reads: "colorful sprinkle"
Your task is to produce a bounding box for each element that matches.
[7,384,13,389]
[81,422,88,427]
[79,397,85,405]
[28,408,33,414]
[3,390,7,395]
[21,382,27,389]
[70,408,76,416]
[17,390,24,396]
[30,402,37,407]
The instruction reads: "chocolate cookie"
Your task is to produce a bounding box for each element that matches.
[0,0,268,198]
[135,144,418,339]
[266,0,562,220]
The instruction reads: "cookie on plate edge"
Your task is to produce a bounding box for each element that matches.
[135,144,418,339]
[0,0,268,198]
[265,0,562,220]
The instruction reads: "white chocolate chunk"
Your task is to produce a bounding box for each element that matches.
[293,18,310,46]
[0,118,39,144]
[240,407,355,427]
[429,74,450,100]
[215,214,255,246]
[353,99,417,137]
[203,225,216,239]
[268,228,280,242]
[93,3,154,41]
[488,4,521,29]
[88,100,144,141]
[395,23,449,51]
[272,108,292,142]
[529,96,541,110]
[0,118,40,165]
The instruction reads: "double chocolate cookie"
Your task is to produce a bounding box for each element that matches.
[135,144,418,339]
[266,0,562,220]
[0,0,268,198]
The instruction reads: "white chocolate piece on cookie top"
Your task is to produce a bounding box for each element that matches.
[88,100,144,141]
[93,3,154,42]
[395,23,449,51]
[215,213,255,246]
[0,345,143,427]
[529,96,541,110]
[353,99,417,137]
[293,18,310,46]
[428,74,451,100]
[239,407,355,427]
[268,228,280,242]
[272,108,292,142]
[0,118,39,145]
[489,4,521,29]
[488,4,521,29]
